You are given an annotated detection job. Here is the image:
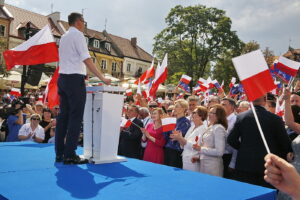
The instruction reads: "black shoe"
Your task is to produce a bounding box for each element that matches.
[55,155,64,162]
[63,155,88,165]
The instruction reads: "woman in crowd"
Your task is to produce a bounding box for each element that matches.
[170,106,208,172]
[18,114,44,143]
[140,108,165,164]
[277,88,300,200]
[192,104,227,177]
[166,105,175,117]
[40,108,56,143]
[164,99,191,168]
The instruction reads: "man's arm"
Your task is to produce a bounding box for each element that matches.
[84,58,111,85]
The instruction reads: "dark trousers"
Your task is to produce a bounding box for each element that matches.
[233,170,273,188]
[55,74,86,158]
[164,147,182,168]
[222,153,233,179]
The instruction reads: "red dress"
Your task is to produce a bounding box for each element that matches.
[143,123,166,164]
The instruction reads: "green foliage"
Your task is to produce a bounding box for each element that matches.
[153,4,243,88]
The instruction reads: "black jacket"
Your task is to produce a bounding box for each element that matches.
[118,118,144,159]
[228,105,292,174]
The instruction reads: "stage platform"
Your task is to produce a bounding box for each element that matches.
[0,142,276,200]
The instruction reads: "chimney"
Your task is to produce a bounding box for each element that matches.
[131,37,137,47]
[0,0,5,6]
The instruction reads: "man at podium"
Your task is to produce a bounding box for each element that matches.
[55,12,111,164]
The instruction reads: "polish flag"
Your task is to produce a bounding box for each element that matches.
[3,25,59,71]
[10,88,21,97]
[121,119,132,128]
[134,59,155,84]
[232,50,276,101]
[149,54,168,97]
[275,98,284,117]
[229,77,236,88]
[46,67,60,109]
[125,89,133,96]
[38,95,43,102]
[142,90,148,99]
[161,117,176,132]
[276,56,300,77]
[197,78,208,91]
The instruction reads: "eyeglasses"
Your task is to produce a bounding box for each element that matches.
[149,105,158,108]
[54,107,59,110]
[31,118,40,121]
[167,110,173,113]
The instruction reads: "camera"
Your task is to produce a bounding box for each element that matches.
[8,99,26,115]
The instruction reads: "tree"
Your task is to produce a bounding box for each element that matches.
[153,5,243,87]
[263,47,275,67]
[241,40,260,54]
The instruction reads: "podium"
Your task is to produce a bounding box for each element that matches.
[82,86,127,164]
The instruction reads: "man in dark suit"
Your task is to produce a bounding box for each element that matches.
[118,105,143,159]
[228,95,292,188]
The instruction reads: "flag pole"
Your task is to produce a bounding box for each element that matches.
[250,102,271,154]
[288,77,295,89]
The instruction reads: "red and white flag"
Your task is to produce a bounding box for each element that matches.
[161,117,176,132]
[10,88,21,97]
[232,50,276,101]
[134,59,155,84]
[229,77,236,88]
[46,67,60,109]
[38,95,43,102]
[276,56,300,77]
[125,89,133,96]
[120,119,132,128]
[275,98,284,117]
[3,25,59,71]
[142,90,148,99]
[149,54,168,97]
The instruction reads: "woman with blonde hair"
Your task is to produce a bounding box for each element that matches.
[193,104,227,177]
[171,106,208,171]
[165,99,191,168]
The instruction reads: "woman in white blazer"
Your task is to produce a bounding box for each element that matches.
[170,106,208,172]
[193,104,227,177]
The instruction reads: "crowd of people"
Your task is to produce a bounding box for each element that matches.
[2,81,300,199]
[0,90,59,144]
[118,81,300,200]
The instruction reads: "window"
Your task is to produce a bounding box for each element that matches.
[101,59,107,69]
[126,63,131,72]
[92,57,96,63]
[105,42,111,51]
[0,25,5,37]
[93,40,100,48]
[112,62,117,72]
[85,37,89,45]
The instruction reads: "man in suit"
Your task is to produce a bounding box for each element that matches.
[228,95,292,188]
[118,105,144,159]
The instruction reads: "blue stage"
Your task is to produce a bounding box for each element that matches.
[0,142,275,200]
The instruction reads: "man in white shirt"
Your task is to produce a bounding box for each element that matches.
[221,98,237,178]
[55,13,111,165]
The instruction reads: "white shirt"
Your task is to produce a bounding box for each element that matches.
[18,123,45,142]
[142,116,152,128]
[182,124,206,161]
[224,113,237,154]
[59,27,91,75]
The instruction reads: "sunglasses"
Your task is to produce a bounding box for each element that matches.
[167,110,173,113]
[149,105,158,108]
[31,118,40,121]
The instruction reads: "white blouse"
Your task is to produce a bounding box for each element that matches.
[182,124,206,159]
[200,124,226,160]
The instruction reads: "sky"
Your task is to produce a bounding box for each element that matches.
[6,0,300,56]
